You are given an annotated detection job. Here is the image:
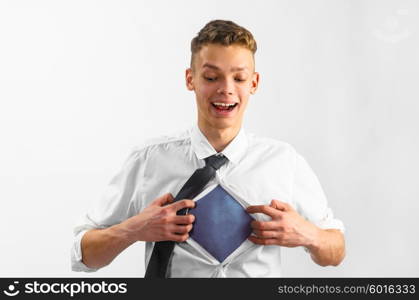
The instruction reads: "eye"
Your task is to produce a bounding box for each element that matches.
[204,76,217,82]
[235,78,246,82]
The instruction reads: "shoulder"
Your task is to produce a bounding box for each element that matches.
[246,131,298,157]
[128,127,191,158]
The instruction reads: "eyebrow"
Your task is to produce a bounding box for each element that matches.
[202,63,248,72]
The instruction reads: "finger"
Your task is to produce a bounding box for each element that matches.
[169,233,189,243]
[169,199,196,212]
[246,205,283,218]
[270,199,292,211]
[172,224,193,234]
[252,229,278,239]
[151,193,174,207]
[251,220,281,230]
[248,235,277,246]
[172,214,195,225]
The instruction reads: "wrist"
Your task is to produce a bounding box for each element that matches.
[110,220,139,245]
[305,226,322,253]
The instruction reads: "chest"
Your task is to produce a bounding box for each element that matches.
[140,149,295,210]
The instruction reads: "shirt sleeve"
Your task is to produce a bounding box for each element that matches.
[291,152,345,233]
[71,147,145,272]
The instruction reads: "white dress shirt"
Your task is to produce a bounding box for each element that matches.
[71,124,344,277]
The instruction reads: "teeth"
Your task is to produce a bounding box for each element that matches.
[213,102,236,107]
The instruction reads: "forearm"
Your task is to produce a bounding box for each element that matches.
[81,222,137,269]
[306,228,345,267]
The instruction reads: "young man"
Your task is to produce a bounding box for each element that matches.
[71,20,345,277]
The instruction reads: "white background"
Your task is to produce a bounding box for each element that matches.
[0,0,418,277]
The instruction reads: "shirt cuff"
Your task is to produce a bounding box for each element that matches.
[71,229,99,273]
[316,210,345,233]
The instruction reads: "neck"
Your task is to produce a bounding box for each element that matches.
[198,120,241,152]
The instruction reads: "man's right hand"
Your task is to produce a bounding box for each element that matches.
[122,193,196,243]
[81,193,195,269]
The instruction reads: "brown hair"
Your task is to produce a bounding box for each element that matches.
[190,20,257,68]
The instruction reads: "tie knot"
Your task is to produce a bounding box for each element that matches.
[205,153,228,170]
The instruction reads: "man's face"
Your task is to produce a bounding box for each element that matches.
[186,44,259,131]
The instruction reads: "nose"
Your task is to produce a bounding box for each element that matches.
[217,78,234,96]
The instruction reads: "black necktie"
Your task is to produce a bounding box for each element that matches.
[144,153,228,278]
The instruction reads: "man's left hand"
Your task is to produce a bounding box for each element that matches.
[246,199,319,248]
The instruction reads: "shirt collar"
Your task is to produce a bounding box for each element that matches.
[190,123,248,165]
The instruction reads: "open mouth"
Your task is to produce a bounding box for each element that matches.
[211,102,238,112]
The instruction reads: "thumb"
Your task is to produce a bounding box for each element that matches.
[270,199,290,211]
[151,193,174,207]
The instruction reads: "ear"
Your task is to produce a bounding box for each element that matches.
[250,72,260,95]
[185,68,194,91]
